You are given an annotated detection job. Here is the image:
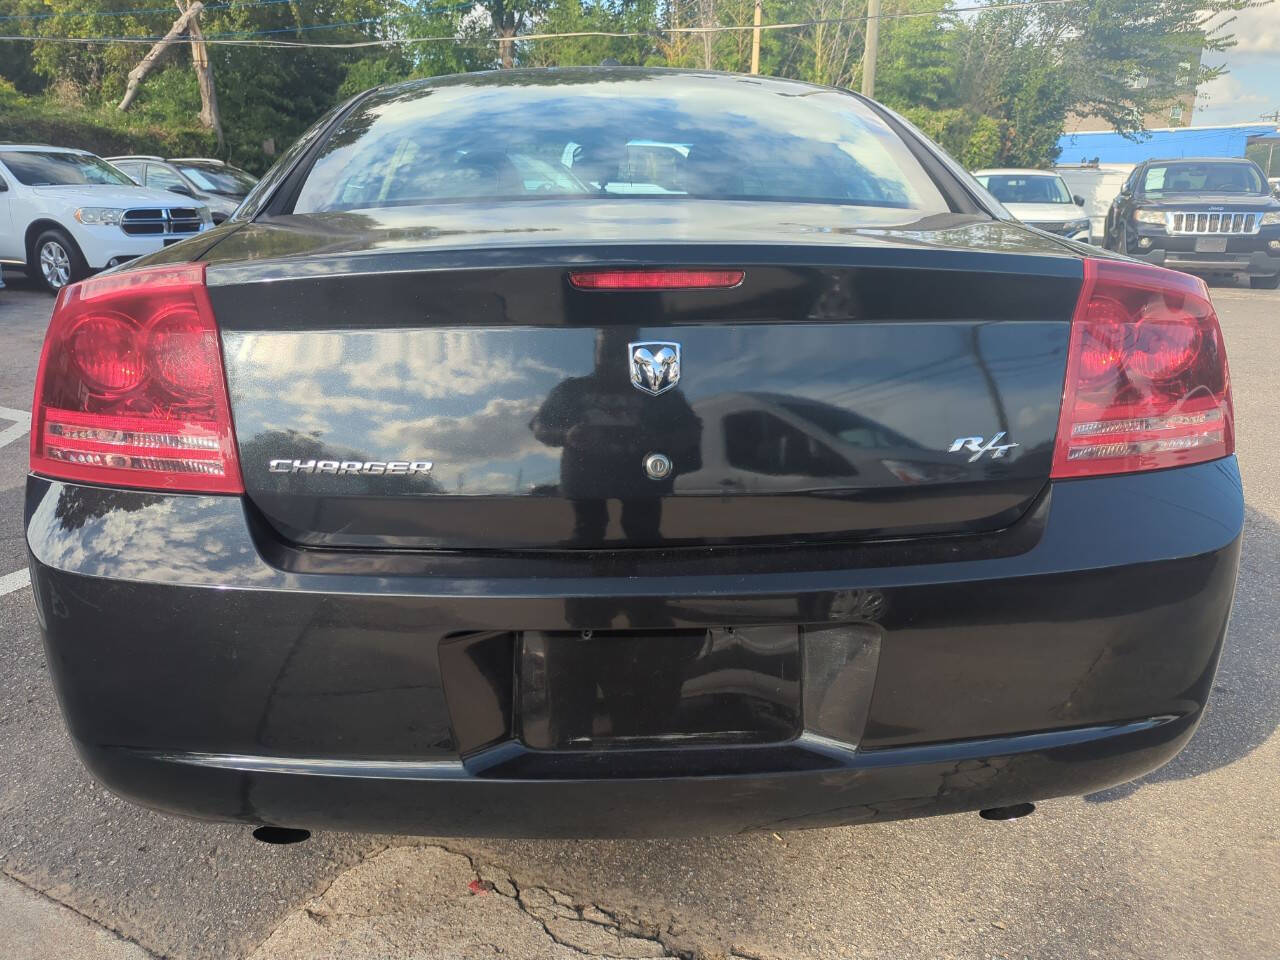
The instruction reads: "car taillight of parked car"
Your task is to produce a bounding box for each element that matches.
[1051,258,1233,479]
[29,263,243,493]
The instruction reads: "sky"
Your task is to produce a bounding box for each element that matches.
[1193,5,1280,126]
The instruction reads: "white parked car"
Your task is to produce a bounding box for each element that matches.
[0,145,213,293]
[973,168,1092,243]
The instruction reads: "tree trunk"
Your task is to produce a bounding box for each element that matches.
[491,0,515,68]
[698,0,714,69]
[499,24,516,68]
[178,0,224,150]
[117,1,204,112]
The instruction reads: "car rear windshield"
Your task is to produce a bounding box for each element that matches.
[176,162,257,195]
[976,173,1073,204]
[291,74,950,218]
[0,151,135,187]
[1141,162,1267,196]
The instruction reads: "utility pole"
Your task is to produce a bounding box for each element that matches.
[750,0,762,74]
[860,0,880,98]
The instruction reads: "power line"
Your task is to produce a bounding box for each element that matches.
[0,0,1091,49]
[0,0,463,23]
[0,0,291,22]
[200,6,474,39]
[2,16,387,41]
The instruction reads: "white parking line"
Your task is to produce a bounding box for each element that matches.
[0,568,30,597]
[0,405,31,450]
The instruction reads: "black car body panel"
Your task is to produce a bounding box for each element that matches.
[25,70,1245,836]
[27,458,1241,835]
[205,210,1080,549]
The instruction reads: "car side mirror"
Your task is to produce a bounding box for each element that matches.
[1074,195,1085,206]
[168,184,194,197]
[0,178,8,193]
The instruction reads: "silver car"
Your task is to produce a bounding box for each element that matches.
[105,156,257,224]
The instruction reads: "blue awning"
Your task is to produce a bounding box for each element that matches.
[1057,124,1279,164]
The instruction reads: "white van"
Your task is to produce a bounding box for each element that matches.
[1055,163,1136,244]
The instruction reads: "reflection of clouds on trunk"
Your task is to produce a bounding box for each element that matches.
[225,329,345,373]
[224,328,567,493]
[30,489,276,587]
[375,396,541,454]
[233,329,548,405]
[374,396,547,492]
[276,383,412,417]
[340,330,546,401]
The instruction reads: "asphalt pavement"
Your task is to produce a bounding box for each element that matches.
[0,270,1277,960]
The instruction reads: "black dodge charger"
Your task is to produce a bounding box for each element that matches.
[24,69,1241,838]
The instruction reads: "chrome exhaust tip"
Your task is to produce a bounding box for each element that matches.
[252,826,311,844]
[979,802,1035,822]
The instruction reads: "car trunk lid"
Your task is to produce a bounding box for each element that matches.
[208,207,1080,550]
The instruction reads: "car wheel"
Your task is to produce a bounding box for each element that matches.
[33,229,87,294]
[1250,274,1280,290]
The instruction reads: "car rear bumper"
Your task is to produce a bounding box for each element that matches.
[25,459,1243,837]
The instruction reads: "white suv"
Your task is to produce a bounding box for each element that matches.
[0,145,213,293]
[972,168,1093,243]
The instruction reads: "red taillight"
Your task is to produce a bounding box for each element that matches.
[568,269,745,290]
[30,263,243,494]
[1051,258,1233,479]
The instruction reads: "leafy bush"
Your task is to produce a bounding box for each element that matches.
[902,107,1004,170]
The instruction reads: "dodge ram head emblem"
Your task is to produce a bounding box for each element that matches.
[629,341,681,396]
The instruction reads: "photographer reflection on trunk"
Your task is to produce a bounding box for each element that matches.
[531,327,702,546]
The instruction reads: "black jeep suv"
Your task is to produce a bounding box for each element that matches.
[1103,157,1280,289]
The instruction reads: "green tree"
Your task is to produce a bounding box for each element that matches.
[874,0,952,111]
[2,0,1268,177]
[902,106,1002,168]
[523,0,662,68]
[1055,0,1254,132]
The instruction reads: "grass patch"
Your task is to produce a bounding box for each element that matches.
[0,85,215,158]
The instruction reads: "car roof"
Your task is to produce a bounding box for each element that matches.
[105,155,165,162]
[375,65,864,102]
[1143,157,1258,164]
[973,168,1062,177]
[170,157,226,164]
[0,144,91,154]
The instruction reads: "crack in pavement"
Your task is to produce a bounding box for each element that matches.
[245,843,770,960]
[506,874,678,959]
[240,841,392,957]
